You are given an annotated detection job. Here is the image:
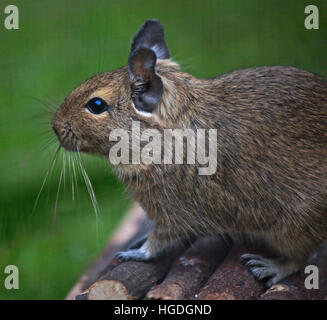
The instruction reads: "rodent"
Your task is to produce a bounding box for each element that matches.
[52,19,327,287]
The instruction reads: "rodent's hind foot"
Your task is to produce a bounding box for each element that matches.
[240,253,300,287]
[115,247,152,262]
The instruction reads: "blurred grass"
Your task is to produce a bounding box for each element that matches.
[0,0,326,299]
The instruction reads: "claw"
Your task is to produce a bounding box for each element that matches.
[245,258,269,268]
[241,253,300,287]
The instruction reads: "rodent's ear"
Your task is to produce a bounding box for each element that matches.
[131,19,170,60]
[128,47,163,113]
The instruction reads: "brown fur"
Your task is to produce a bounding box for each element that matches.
[53,23,327,282]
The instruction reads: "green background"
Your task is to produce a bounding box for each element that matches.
[0,0,326,299]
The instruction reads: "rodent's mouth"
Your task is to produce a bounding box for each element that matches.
[52,121,80,152]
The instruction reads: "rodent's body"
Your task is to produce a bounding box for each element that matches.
[53,20,327,286]
[127,65,327,264]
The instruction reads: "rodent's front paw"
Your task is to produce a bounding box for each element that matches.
[115,248,152,262]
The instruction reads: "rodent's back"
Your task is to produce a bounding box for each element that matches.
[206,66,327,197]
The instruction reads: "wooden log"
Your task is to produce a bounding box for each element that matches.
[197,246,265,300]
[260,243,327,300]
[68,199,327,300]
[66,204,150,300]
[146,236,230,300]
[87,257,174,300]
[88,280,132,300]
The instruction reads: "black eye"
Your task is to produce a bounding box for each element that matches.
[85,97,109,114]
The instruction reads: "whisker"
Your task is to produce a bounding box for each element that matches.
[53,151,64,226]
[68,152,75,201]
[40,136,57,153]
[77,152,101,218]
[76,147,101,246]
[63,150,66,194]
[33,144,61,212]
[28,95,58,112]
[72,152,80,200]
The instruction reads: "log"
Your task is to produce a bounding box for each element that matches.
[67,201,327,300]
[88,280,132,300]
[87,258,174,300]
[146,236,230,300]
[197,246,265,300]
[260,242,327,300]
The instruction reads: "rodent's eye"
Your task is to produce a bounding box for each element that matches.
[85,97,109,115]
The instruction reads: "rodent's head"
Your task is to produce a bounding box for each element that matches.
[52,20,187,161]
